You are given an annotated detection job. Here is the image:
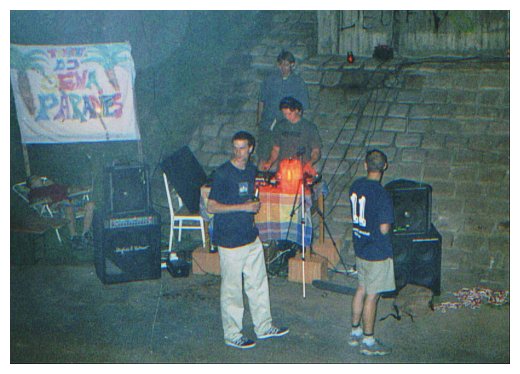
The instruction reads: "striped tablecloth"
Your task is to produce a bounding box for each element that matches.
[255,185,312,247]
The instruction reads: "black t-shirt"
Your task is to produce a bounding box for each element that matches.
[209,161,259,248]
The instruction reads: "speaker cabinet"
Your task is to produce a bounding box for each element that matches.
[104,163,150,217]
[160,146,208,214]
[391,224,442,296]
[93,211,161,284]
[385,179,432,236]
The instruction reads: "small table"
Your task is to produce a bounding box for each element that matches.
[255,185,312,247]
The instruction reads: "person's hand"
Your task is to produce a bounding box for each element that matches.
[303,162,317,176]
[259,161,271,171]
[244,200,261,213]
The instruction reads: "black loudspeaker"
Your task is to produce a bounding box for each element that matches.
[160,146,208,213]
[104,163,150,217]
[385,179,432,236]
[93,211,161,284]
[391,224,442,296]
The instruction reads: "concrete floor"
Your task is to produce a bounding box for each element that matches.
[10,243,510,364]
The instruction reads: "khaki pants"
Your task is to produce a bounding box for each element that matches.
[218,237,272,341]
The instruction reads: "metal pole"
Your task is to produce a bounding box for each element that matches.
[301,178,306,298]
[22,143,31,178]
[318,191,325,245]
[137,140,144,163]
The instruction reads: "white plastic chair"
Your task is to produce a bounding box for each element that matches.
[163,172,206,253]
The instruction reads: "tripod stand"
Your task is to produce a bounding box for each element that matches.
[282,155,310,298]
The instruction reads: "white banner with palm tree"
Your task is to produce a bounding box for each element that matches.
[10,42,140,144]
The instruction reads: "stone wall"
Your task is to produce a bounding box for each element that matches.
[188,11,510,283]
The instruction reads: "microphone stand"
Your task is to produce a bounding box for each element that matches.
[300,169,306,298]
[313,206,351,273]
[296,151,307,298]
[282,153,307,298]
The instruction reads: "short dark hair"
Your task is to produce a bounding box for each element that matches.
[365,149,388,172]
[277,50,295,64]
[26,175,41,188]
[232,131,256,152]
[279,96,303,112]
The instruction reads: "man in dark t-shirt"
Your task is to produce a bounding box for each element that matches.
[260,96,321,174]
[207,131,289,350]
[348,149,395,356]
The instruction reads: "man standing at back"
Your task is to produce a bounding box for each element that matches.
[207,131,289,349]
[257,50,310,165]
[348,149,395,356]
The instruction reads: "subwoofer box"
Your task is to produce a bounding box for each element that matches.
[385,179,432,236]
[104,163,151,217]
[93,211,161,284]
[390,224,442,296]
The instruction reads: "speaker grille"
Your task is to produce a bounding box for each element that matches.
[104,164,151,216]
[391,225,442,295]
[385,179,432,236]
[94,212,161,284]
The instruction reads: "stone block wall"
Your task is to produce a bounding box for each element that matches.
[188,11,509,283]
[308,59,510,281]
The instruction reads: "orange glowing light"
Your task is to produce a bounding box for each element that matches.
[276,158,304,194]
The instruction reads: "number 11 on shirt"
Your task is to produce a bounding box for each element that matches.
[350,193,367,227]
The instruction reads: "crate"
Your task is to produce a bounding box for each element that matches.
[288,252,327,284]
[192,246,221,275]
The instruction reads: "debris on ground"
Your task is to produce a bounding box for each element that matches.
[434,287,509,313]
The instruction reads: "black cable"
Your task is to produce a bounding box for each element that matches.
[325,83,390,218]
[312,206,352,272]
[325,87,377,191]
[317,54,507,220]
[320,61,397,195]
[318,60,388,179]
[320,54,506,187]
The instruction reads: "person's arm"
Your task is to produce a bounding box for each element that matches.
[261,145,280,171]
[303,147,321,175]
[207,198,260,214]
[310,147,321,165]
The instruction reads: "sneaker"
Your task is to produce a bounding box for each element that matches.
[83,231,93,242]
[225,336,256,350]
[359,339,391,356]
[348,333,363,347]
[257,326,289,340]
[70,235,84,250]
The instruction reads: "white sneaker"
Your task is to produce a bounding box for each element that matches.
[225,336,256,349]
[257,326,289,340]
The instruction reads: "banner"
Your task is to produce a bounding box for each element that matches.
[10,42,140,144]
